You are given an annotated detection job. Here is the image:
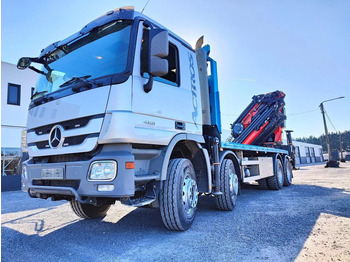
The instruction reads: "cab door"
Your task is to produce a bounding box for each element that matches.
[131,22,201,143]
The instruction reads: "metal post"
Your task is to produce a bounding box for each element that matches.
[339,131,345,162]
[320,103,332,163]
[319,96,345,167]
[1,148,5,176]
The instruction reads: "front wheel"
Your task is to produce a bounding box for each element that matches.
[160,159,198,231]
[216,159,239,211]
[70,200,111,219]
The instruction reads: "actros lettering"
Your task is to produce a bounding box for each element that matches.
[188,53,198,126]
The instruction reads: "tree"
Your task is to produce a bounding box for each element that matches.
[295,130,350,152]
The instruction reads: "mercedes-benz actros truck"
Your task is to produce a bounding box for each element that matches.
[18,7,293,231]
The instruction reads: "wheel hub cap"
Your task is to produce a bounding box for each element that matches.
[277,167,283,185]
[229,169,239,201]
[183,174,198,215]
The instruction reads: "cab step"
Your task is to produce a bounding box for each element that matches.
[121,196,156,207]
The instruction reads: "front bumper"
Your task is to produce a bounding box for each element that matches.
[22,150,135,199]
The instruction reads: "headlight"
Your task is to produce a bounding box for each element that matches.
[22,165,28,180]
[88,161,117,181]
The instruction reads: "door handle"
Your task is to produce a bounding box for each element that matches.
[175,121,185,130]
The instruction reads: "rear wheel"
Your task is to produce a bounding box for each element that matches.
[70,200,111,219]
[267,159,284,190]
[216,159,239,211]
[160,159,198,231]
[258,178,269,190]
[283,160,293,186]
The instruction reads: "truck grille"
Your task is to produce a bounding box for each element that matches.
[32,179,80,190]
[34,134,98,149]
[28,114,104,135]
[27,114,104,156]
[33,153,95,163]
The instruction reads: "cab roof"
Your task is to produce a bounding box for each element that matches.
[39,7,193,59]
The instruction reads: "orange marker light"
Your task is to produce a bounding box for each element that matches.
[125,162,135,169]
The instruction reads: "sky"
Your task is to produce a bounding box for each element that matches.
[1,0,349,139]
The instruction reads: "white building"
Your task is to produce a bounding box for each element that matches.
[291,141,323,164]
[1,61,37,176]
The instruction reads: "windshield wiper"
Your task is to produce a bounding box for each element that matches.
[59,75,92,88]
[33,93,53,106]
[31,90,48,100]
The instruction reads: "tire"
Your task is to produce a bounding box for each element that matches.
[267,159,284,190]
[215,159,239,211]
[160,158,198,231]
[70,200,111,219]
[283,160,293,186]
[258,178,269,190]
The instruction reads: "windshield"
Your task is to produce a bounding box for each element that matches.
[33,20,132,100]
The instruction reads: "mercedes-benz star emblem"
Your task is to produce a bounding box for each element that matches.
[49,125,64,149]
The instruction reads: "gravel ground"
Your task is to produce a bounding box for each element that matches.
[2,162,350,262]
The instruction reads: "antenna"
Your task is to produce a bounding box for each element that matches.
[141,0,150,14]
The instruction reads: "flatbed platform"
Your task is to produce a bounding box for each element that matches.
[221,142,288,155]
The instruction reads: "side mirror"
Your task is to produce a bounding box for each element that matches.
[17,57,32,70]
[149,29,169,76]
[144,28,169,93]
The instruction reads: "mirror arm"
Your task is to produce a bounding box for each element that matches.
[143,20,154,93]
[28,66,46,76]
[43,57,53,73]
[143,75,154,93]
[143,20,154,29]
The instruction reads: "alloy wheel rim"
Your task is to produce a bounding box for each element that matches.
[277,165,284,185]
[182,173,198,215]
[229,167,239,201]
